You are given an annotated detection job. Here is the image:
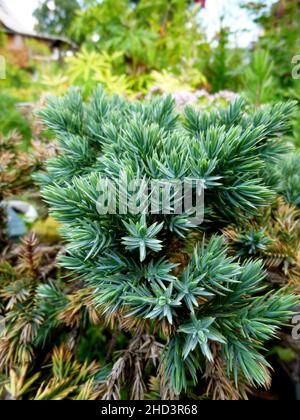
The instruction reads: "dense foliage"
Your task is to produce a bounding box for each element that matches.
[36,88,299,397]
[1,0,300,401]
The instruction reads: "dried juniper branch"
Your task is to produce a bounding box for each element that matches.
[101,334,164,400]
[203,343,251,400]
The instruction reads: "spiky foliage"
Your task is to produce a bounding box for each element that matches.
[0,346,101,400]
[224,199,300,285]
[37,88,299,398]
[0,234,106,400]
[0,235,178,400]
[0,234,61,368]
[38,88,296,219]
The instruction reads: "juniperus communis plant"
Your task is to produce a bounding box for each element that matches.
[38,87,299,399]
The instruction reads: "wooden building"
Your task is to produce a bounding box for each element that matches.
[0,0,75,67]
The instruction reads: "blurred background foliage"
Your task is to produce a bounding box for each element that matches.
[1,0,299,146]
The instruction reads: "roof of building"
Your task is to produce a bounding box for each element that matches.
[0,0,75,48]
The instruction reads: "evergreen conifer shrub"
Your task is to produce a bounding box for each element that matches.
[38,87,299,398]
